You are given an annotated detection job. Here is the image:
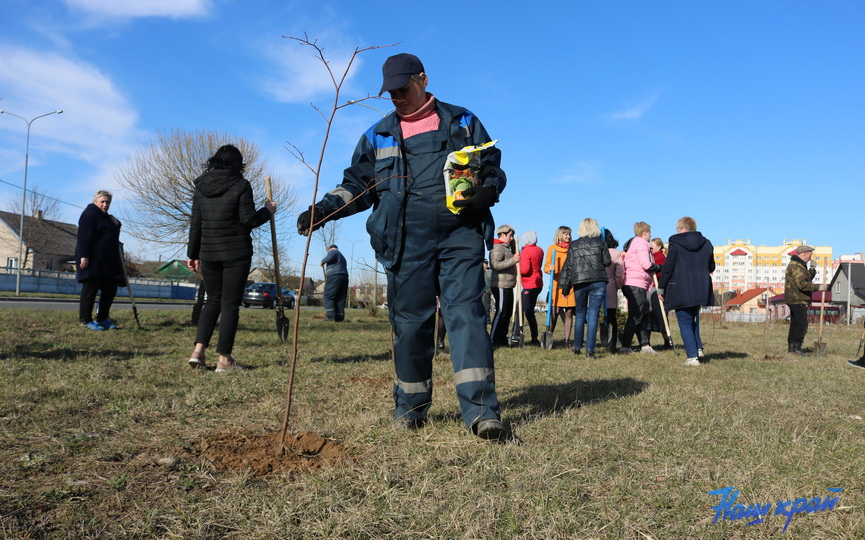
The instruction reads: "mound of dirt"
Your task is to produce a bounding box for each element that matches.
[195,428,350,477]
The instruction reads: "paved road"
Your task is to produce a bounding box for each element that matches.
[0,298,193,312]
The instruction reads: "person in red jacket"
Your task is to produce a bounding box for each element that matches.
[519,231,544,346]
[650,237,672,349]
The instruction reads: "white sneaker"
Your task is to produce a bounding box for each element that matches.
[697,348,705,358]
[640,345,658,354]
[684,357,700,366]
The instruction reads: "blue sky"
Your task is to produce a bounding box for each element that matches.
[2,0,863,281]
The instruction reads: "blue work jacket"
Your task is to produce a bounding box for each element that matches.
[317,100,506,270]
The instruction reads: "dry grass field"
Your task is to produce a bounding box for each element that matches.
[1,306,864,538]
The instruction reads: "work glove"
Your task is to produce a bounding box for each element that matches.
[297,205,325,236]
[648,263,662,274]
[452,186,498,210]
[808,267,817,279]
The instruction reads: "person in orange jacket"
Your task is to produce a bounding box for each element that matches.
[544,226,576,345]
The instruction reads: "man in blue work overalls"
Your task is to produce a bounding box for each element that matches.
[298,53,506,440]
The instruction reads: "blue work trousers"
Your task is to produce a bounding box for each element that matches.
[388,190,500,430]
[324,274,348,322]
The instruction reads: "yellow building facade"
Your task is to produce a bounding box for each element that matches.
[712,239,832,292]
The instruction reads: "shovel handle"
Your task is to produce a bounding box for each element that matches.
[545,250,556,327]
[265,176,283,302]
[653,274,673,341]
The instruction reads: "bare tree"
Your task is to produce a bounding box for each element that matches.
[6,182,61,220]
[114,128,298,259]
[3,183,66,269]
[316,220,341,252]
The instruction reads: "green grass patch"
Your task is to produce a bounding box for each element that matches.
[1,307,863,537]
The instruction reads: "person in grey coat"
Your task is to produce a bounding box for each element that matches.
[489,224,519,347]
[657,217,715,366]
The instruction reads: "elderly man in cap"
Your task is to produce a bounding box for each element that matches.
[784,244,819,356]
[298,53,506,440]
[321,244,348,322]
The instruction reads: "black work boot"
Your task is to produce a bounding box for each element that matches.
[790,342,810,357]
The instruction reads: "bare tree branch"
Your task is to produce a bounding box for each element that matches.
[278,35,397,449]
[113,128,299,261]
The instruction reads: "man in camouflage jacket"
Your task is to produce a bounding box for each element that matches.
[784,245,818,355]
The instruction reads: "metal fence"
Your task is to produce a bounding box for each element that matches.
[0,267,197,300]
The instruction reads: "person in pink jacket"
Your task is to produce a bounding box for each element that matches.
[620,222,661,354]
[519,231,544,346]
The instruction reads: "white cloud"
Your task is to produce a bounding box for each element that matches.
[605,93,660,125]
[259,38,368,104]
[61,0,212,18]
[551,162,600,185]
[0,46,142,166]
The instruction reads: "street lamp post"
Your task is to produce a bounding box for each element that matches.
[0,109,63,295]
[344,101,389,311]
[347,238,366,309]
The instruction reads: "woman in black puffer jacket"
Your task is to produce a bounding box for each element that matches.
[186,145,275,372]
[559,218,611,357]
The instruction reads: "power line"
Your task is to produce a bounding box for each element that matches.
[0,178,85,210]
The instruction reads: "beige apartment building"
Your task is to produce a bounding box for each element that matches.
[712,239,832,292]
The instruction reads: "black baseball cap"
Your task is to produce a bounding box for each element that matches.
[379,53,425,95]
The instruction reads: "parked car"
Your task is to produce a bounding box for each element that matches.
[242,282,295,309]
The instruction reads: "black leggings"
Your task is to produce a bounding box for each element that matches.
[600,307,618,350]
[522,287,541,340]
[195,258,251,355]
[621,285,650,348]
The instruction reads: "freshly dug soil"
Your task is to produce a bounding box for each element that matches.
[195,428,350,477]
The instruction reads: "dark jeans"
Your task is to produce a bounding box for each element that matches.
[675,306,703,358]
[572,281,606,352]
[787,304,809,344]
[324,273,348,322]
[522,287,542,341]
[621,285,651,348]
[490,287,514,346]
[196,258,251,355]
[79,276,118,323]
